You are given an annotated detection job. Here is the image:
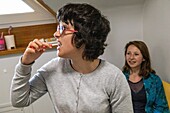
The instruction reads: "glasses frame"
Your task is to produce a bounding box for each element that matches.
[56,21,78,36]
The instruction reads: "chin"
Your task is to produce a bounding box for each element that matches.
[128,64,136,68]
[57,53,67,58]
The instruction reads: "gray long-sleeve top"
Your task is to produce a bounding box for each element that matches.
[11,57,133,113]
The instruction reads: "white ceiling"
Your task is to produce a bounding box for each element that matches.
[43,0,145,12]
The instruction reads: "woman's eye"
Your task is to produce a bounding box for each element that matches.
[126,52,130,55]
[64,26,70,31]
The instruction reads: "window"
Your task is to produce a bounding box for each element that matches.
[0,0,34,15]
[0,0,55,29]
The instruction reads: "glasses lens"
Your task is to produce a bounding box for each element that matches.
[57,22,64,34]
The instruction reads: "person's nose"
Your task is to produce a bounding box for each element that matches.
[53,30,61,39]
[129,54,134,59]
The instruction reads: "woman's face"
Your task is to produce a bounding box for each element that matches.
[125,45,145,70]
[53,22,82,59]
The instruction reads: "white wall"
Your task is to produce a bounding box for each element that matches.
[143,0,170,82]
[101,4,144,69]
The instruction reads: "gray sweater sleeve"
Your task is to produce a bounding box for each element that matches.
[108,70,133,113]
[10,58,47,107]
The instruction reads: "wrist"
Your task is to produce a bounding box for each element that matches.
[21,56,34,65]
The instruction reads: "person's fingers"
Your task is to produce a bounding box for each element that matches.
[28,39,53,52]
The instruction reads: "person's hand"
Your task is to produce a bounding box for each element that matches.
[21,39,52,65]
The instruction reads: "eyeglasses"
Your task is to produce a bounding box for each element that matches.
[56,21,78,36]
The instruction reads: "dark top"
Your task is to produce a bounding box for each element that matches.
[128,79,147,113]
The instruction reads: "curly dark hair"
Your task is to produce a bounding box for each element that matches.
[122,41,156,78]
[57,3,110,61]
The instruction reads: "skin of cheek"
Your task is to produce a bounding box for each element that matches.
[57,36,77,58]
[126,56,143,69]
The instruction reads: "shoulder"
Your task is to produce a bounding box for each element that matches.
[148,73,162,82]
[100,60,127,83]
[39,57,69,72]
[144,73,163,87]
[100,60,130,93]
[100,60,123,76]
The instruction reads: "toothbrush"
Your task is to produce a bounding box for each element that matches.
[47,41,59,46]
[39,38,59,47]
